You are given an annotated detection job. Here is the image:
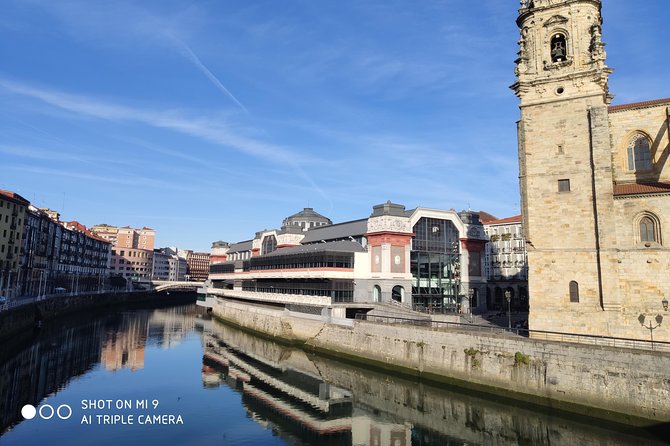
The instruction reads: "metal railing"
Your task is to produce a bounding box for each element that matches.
[354,313,670,353]
[0,287,152,312]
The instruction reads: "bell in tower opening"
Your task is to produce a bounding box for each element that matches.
[550,33,567,62]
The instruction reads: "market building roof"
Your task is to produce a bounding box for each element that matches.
[261,240,366,257]
[301,219,368,244]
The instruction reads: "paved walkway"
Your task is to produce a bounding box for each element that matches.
[461,311,529,329]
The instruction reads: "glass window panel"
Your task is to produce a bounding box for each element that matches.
[640,217,656,242]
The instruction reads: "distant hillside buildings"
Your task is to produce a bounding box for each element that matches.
[90,224,156,281]
[185,251,210,281]
[0,188,203,301]
[481,215,528,311]
[1,187,532,314]
[1,189,112,298]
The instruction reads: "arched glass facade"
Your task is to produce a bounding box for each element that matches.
[261,235,277,255]
[410,217,460,312]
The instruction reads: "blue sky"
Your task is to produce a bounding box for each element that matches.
[1,1,668,251]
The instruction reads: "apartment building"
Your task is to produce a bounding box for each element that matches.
[0,190,29,297]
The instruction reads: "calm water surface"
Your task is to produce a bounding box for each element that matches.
[0,302,667,446]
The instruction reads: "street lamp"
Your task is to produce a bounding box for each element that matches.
[504,289,512,329]
[638,313,663,345]
[637,298,669,346]
[38,270,45,301]
[468,288,475,322]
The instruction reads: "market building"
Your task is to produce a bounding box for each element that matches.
[206,202,487,315]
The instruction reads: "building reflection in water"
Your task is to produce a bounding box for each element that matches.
[201,317,667,446]
[0,304,198,435]
[201,326,413,446]
[100,313,148,372]
[1,305,667,445]
[99,305,198,372]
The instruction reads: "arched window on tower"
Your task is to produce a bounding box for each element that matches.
[640,216,658,243]
[627,134,652,171]
[550,33,567,62]
[569,281,579,303]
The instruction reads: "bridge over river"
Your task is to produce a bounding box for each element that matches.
[150,280,205,293]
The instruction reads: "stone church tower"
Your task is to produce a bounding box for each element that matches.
[512,0,670,341]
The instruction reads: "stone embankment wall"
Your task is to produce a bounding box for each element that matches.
[310,356,653,446]
[0,291,194,340]
[211,298,670,424]
[210,298,325,344]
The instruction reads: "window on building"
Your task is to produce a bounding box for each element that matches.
[392,286,404,302]
[550,33,567,62]
[569,281,579,302]
[558,179,570,192]
[261,235,277,255]
[469,251,482,276]
[639,215,660,244]
[373,285,382,302]
[627,134,652,171]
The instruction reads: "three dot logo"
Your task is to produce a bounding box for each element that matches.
[20,405,36,420]
[21,404,72,421]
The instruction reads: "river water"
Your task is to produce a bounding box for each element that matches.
[0,301,667,445]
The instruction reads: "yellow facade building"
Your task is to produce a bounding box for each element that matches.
[512,0,670,341]
[0,190,29,297]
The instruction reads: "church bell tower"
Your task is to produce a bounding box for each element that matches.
[512,0,620,333]
[512,0,612,106]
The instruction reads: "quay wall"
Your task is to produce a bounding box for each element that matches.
[311,357,653,446]
[210,297,670,424]
[0,291,195,341]
[209,298,325,345]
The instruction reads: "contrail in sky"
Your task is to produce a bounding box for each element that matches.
[169,35,249,114]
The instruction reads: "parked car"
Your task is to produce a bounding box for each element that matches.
[0,295,7,307]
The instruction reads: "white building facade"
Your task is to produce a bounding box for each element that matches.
[205,202,488,315]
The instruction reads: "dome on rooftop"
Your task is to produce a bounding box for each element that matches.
[282,208,332,231]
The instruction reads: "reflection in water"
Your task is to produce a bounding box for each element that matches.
[0,305,199,435]
[202,328,358,446]
[201,318,667,446]
[0,316,104,433]
[101,313,148,372]
[0,304,667,445]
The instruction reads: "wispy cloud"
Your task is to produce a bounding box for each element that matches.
[0,144,124,166]
[2,78,337,209]
[20,0,248,112]
[0,78,303,164]
[7,164,198,192]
